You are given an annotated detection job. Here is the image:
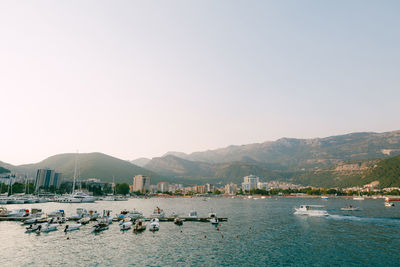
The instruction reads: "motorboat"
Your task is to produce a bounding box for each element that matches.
[149,218,160,231]
[7,209,30,218]
[57,196,81,203]
[209,213,219,225]
[48,217,66,224]
[188,210,198,219]
[114,196,128,201]
[321,196,329,200]
[70,208,89,220]
[72,192,96,203]
[150,207,166,219]
[385,202,395,207]
[174,218,183,226]
[340,205,361,211]
[38,223,59,233]
[25,223,46,233]
[93,222,109,232]
[78,217,91,225]
[353,196,365,201]
[114,209,143,221]
[24,216,48,225]
[7,197,25,204]
[48,210,65,218]
[64,223,82,232]
[133,219,147,232]
[88,210,100,220]
[294,205,329,216]
[120,221,133,230]
[119,217,132,225]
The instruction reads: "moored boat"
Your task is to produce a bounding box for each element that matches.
[209,213,219,225]
[385,202,395,207]
[120,221,132,230]
[174,217,183,226]
[150,207,166,219]
[93,222,109,232]
[64,223,82,232]
[149,218,160,231]
[133,219,146,232]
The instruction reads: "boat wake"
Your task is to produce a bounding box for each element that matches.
[327,214,400,227]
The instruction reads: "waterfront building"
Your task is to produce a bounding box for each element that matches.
[241,175,260,191]
[257,182,269,190]
[34,169,62,192]
[132,175,150,193]
[157,182,169,193]
[224,183,238,195]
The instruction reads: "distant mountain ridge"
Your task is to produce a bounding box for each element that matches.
[162,131,400,169]
[2,130,400,187]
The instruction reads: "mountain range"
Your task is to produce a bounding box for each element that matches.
[2,130,400,188]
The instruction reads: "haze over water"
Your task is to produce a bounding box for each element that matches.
[1,198,399,266]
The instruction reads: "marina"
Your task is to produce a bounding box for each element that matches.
[0,194,400,266]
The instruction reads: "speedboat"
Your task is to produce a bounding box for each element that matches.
[209,213,219,225]
[93,222,109,232]
[64,223,82,232]
[71,191,96,203]
[48,217,66,224]
[70,208,88,220]
[7,209,30,218]
[353,196,365,201]
[24,216,48,225]
[114,209,143,221]
[150,207,166,219]
[25,223,46,233]
[385,202,395,207]
[119,217,132,225]
[340,205,361,211]
[321,196,329,200]
[149,218,160,231]
[38,223,59,233]
[174,218,183,226]
[48,210,65,218]
[78,216,91,225]
[133,219,147,232]
[294,205,328,216]
[120,221,133,230]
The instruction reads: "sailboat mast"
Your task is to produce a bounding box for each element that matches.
[72,152,78,194]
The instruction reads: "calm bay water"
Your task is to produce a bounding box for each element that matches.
[1,197,400,266]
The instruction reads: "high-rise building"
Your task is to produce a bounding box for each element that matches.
[157,182,169,193]
[34,169,62,192]
[241,175,260,191]
[225,183,238,195]
[132,175,150,193]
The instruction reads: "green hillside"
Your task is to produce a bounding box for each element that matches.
[0,166,10,174]
[18,153,159,184]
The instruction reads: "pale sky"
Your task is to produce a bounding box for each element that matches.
[1,1,399,165]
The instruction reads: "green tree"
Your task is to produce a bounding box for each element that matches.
[116,183,130,195]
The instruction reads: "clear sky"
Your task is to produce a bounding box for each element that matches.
[1,0,399,165]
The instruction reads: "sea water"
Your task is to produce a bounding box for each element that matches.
[1,197,399,266]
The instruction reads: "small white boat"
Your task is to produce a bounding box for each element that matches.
[48,217,66,224]
[174,217,183,226]
[78,217,91,225]
[149,218,160,231]
[321,196,329,200]
[93,222,109,232]
[120,221,133,230]
[25,223,46,233]
[38,223,59,233]
[24,216,48,225]
[209,213,219,225]
[7,209,30,218]
[150,207,166,219]
[133,219,147,232]
[119,217,132,225]
[385,202,395,207]
[353,196,365,201]
[64,223,82,232]
[294,205,328,216]
[70,208,88,220]
[48,210,65,218]
[340,205,361,211]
